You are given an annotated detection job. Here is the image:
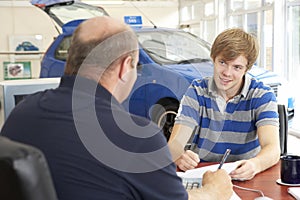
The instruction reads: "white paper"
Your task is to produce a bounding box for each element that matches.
[177,162,240,200]
[288,187,300,200]
[177,162,238,179]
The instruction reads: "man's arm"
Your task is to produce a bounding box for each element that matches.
[187,169,233,200]
[254,124,281,171]
[230,125,280,180]
[168,124,200,171]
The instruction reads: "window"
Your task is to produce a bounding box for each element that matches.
[45,2,108,27]
[287,3,300,83]
[227,0,274,71]
[262,10,273,71]
[231,0,243,11]
[179,0,217,44]
[229,15,243,28]
[245,0,261,9]
[55,35,72,61]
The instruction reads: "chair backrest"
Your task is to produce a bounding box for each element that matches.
[278,104,288,155]
[0,136,58,200]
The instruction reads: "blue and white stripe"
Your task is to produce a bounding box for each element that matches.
[175,75,279,162]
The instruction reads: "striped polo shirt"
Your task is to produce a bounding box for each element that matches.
[175,75,279,162]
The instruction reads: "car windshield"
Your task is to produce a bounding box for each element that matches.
[46,2,108,26]
[136,29,211,65]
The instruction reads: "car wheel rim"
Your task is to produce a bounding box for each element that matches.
[157,110,177,140]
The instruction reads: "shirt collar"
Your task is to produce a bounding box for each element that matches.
[207,74,251,99]
[59,75,120,105]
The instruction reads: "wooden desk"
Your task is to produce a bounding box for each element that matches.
[199,161,294,200]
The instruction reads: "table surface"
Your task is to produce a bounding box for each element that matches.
[199,161,295,200]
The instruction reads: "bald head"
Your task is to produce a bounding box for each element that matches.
[64,16,138,76]
[77,16,131,43]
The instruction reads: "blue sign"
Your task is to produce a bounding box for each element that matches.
[124,16,143,28]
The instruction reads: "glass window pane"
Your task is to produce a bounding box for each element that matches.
[181,6,191,21]
[49,3,107,26]
[262,10,273,71]
[55,35,72,61]
[246,12,258,36]
[288,6,300,83]
[204,20,216,43]
[229,15,243,28]
[205,2,214,16]
[231,0,243,11]
[264,0,274,5]
[245,0,261,9]
[246,12,261,68]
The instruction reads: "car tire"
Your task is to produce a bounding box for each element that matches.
[151,103,179,141]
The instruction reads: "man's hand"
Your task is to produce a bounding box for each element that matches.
[229,160,257,180]
[189,169,233,200]
[175,150,200,171]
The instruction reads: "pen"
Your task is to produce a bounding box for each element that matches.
[218,149,231,169]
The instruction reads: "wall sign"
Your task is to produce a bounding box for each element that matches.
[3,61,32,80]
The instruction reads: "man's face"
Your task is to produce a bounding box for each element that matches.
[213,55,248,98]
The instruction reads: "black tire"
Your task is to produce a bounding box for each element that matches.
[152,103,179,141]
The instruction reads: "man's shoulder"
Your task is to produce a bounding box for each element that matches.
[12,90,45,111]
[189,77,211,95]
[192,77,210,87]
[248,77,271,91]
[245,77,276,102]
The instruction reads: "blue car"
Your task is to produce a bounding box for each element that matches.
[40,19,295,140]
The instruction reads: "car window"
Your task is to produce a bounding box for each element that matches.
[44,2,108,27]
[137,30,211,65]
[53,28,211,65]
[55,35,72,61]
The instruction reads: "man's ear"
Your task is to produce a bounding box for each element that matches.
[119,56,133,81]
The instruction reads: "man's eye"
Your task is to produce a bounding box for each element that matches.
[234,66,243,70]
[219,60,225,65]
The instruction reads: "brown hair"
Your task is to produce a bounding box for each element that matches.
[210,28,259,71]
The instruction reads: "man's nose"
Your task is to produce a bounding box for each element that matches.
[222,66,233,76]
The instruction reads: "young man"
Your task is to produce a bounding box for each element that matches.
[169,28,280,180]
[1,16,233,200]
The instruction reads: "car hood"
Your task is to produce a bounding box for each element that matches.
[163,62,213,82]
[248,66,282,85]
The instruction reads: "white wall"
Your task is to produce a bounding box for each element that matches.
[0,1,178,81]
[84,1,179,28]
[0,1,60,81]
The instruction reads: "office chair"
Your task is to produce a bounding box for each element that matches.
[278,104,288,155]
[0,136,58,200]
